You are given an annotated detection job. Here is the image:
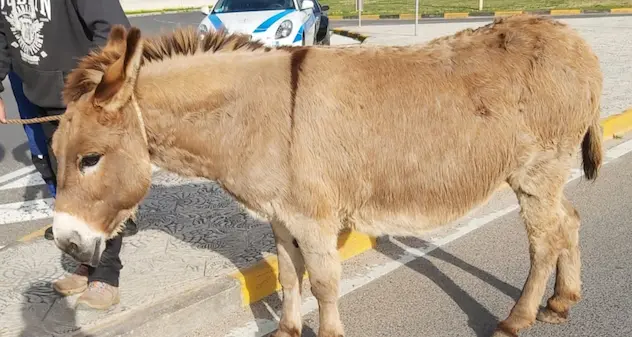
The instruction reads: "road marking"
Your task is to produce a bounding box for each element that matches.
[4,165,177,242]
[0,172,45,190]
[224,138,632,337]
[0,165,36,186]
[0,165,160,192]
[606,137,632,160]
[0,198,54,226]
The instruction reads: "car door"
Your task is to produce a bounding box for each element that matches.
[298,0,318,45]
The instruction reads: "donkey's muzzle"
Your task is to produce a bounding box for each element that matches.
[55,232,102,266]
[52,212,106,267]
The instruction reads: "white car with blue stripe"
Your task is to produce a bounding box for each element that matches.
[198,0,321,47]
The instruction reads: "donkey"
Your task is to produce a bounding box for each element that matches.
[50,14,602,337]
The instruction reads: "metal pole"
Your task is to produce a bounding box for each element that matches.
[358,0,362,27]
[414,0,419,36]
[479,0,483,11]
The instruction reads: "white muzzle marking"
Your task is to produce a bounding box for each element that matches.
[52,212,107,266]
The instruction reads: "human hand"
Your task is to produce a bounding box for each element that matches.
[0,98,6,123]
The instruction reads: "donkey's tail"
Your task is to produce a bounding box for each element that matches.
[581,120,603,180]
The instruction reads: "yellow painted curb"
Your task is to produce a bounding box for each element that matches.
[399,13,417,20]
[550,9,581,15]
[362,14,380,20]
[17,225,50,242]
[229,229,377,306]
[495,11,523,17]
[328,15,343,20]
[601,108,632,139]
[610,8,632,13]
[444,12,469,19]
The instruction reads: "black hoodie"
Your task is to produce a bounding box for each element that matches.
[0,0,131,109]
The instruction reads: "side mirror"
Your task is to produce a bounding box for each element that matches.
[302,0,314,10]
[321,4,329,11]
[201,5,210,15]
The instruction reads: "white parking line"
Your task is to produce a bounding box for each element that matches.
[224,138,632,337]
[0,164,192,226]
[0,164,162,192]
[0,165,36,186]
[0,198,54,226]
[0,172,45,190]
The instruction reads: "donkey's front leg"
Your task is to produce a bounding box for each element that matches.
[290,220,344,337]
[271,220,306,337]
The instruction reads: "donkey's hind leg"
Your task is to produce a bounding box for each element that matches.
[536,196,582,324]
[494,156,574,337]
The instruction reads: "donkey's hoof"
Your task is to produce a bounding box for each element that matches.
[491,321,519,337]
[271,327,301,337]
[491,329,518,337]
[536,307,568,324]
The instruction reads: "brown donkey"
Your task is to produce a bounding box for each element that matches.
[50,14,602,337]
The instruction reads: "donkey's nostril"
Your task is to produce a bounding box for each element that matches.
[67,242,79,255]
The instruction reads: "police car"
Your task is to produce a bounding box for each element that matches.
[198,0,330,47]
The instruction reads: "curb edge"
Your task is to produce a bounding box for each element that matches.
[601,108,632,140]
[330,28,370,42]
[326,7,632,20]
[229,229,377,306]
[76,275,242,337]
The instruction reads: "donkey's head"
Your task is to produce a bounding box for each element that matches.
[51,25,152,266]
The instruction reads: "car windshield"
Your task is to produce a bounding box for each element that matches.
[212,0,295,13]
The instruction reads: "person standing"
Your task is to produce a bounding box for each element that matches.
[0,0,139,310]
[5,70,57,198]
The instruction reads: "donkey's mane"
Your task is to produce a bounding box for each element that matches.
[63,27,282,104]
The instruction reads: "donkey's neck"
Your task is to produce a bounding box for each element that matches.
[134,52,293,199]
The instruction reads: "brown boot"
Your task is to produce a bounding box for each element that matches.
[75,281,120,310]
[52,264,89,296]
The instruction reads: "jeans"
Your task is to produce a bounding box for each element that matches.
[8,71,57,196]
[8,71,123,287]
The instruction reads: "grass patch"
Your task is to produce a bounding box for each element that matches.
[124,6,203,15]
[321,0,632,15]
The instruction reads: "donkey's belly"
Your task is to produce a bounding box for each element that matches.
[343,156,510,238]
[352,212,444,238]
[350,184,502,238]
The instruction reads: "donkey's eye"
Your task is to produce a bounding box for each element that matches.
[80,154,102,170]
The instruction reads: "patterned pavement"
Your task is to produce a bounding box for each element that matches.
[0,168,275,336]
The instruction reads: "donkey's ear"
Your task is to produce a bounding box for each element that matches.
[93,27,144,114]
[101,25,128,53]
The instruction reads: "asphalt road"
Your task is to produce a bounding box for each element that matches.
[211,134,632,337]
[0,11,360,247]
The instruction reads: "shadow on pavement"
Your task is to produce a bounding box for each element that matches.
[19,268,93,337]
[11,141,31,167]
[373,236,521,337]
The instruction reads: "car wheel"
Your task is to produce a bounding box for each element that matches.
[320,29,331,45]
